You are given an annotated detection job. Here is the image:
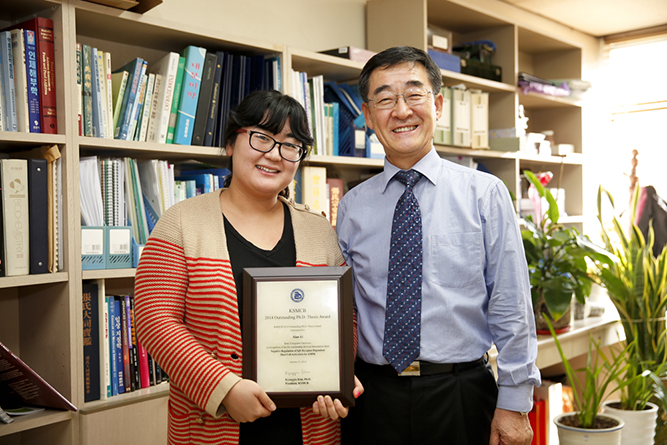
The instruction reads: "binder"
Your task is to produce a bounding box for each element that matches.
[81,226,106,270]
[451,87,471,147]
[470,90,489,149]
[106,226,132,269]
[1,159,30,276]
[28,159,49,274]
[434,86,452,145]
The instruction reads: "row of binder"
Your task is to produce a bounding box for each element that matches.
[81,226,141,270]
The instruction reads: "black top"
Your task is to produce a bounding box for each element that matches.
[223,202,301,444]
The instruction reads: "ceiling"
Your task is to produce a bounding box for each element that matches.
[500,0,667,37]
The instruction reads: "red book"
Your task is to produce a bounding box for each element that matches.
[3,17,57,133]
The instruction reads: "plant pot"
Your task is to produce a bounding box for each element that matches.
[602,400,658,445]
[534,297,573,335]
[555,412,624,445]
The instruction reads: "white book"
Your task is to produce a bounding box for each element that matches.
[145,73,162,143]
[300,166,328,220]
[451,87,471,147]
[1,159,30,276]
[149,52,180,144]
[138,73,155,142]
[9,29,29,132]
[97,280,110,400]
[470,90,489,149]
[128,71,147,141]
[104,52,114,139]
[96,50,109,139]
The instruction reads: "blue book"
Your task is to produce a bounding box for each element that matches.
[128,61,148,140]
[108,297,120,396]
[0,31,17,132]
[331,102,339,156]
[113,58,144,140]
[176,173,214,194]
[23,30,40,133]
[181,179,196,198]
[174,45,206,145]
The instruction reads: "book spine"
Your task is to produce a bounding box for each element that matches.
[96,50,109,139]
[0,31,17,132]
[104,52,114,139]
[166,56,186,144]
[1,159,30,276]
[10,30,29,132]
[115,59,143,140]
[145,73,162,143]
[101,293,111,399]
[0,164,4,277]
[203,51,223,147]
[117,296,131,393]
[301,166,328,219]
[150,53,179,144]
[28,159,48,274]
[327,178,344,230]
[81,44,93,137]
[111,71,128,132]
[90,47,104,138]
[23,30,40,133]
[128,295,141,391]
[129,72,147,141]
[110,297,123,395]
[174,46,206,145]
[76,43,82,135]
[191,51,217,146]
[137,73,155,142]
[82,281,101,403]
[33,18,57,133]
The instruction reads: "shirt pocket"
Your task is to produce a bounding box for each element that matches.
[429,232,483,288]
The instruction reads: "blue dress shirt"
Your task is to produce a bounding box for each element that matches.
[336,148,541,412]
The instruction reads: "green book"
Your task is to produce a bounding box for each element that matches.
[166,56,186,144]
[81,44,93,137]
[111,71,129,131]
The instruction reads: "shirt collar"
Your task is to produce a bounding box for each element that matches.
[381,146,440,193]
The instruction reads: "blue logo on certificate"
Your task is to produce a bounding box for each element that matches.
[291,288,305,303]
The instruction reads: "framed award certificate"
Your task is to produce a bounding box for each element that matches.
[242,266,355,408]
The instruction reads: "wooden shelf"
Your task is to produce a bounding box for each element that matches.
[0,272,69,289]
[0,410,74,438]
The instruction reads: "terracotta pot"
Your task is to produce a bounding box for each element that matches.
[602,400,658,445]
[555,412,624,445]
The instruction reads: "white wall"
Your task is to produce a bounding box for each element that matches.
[142,0,368,52]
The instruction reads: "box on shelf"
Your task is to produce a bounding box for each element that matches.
[552,143,575,156]
[460,58,502,82]
[427,24,454,53]
[489,137,524,152]
[82,226,135,269]
[453,40,496,64]
[428,48,461,73]
[82,226,106,270]
[319,46,377,64]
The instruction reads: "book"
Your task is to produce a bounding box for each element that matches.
[451,87,471,147]
[175,172,214,195]
[174,45,206,145]
[0,165,4,277]
[90,47,105,138]
[0,341,76,411]
[109,296,122,395]
[117,295,131,393]
[81,44,94,137]
[1,159,30,276]
[23,30,40,133]
[136,72,155,142]
[75,43,82,135]
[148,51,179,144]
[10,29,29,132]
[191,51,217,146]
[300,166,328,219]
[326,178,344,230]
[166,55,186,144]
[0,31,17,132]
[128,295,141,392]
[110,70,129,131]
[113,57,144,140]
[82,281,101,402]
[98,282,110,400]
[145,73,162,143]
[2,17,57,133]
[203,51,224,147]
[28,158,48,274]
[127,61,148,140]
[95,49,110,138]
[103,51,114,139]
[470,90,489,149]
[434,86,452,145]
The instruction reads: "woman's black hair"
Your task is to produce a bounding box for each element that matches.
[222,90,314,197]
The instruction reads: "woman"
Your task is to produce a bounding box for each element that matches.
[134,90,361,445]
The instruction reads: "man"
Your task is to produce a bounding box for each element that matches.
[337,46,540,444]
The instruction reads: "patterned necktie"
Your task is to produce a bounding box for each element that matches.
[383,169,423,373]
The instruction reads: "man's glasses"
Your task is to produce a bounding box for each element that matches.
[367,88,435,110]
[236,129,307,162]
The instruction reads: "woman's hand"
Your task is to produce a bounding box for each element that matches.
[312,375,364,420]
[222,379,276,423]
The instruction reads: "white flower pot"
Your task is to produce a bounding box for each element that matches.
[555,412,624,445]
[602,400,658,445]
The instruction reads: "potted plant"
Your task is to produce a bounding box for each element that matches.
[589,186,667,444]
[545,316,627,444]
[521,170,600,333]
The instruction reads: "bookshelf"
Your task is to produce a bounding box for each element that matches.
[0,0,605,444]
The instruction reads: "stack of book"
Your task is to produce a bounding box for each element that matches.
[0,17,57,134]
[76,44,279,146]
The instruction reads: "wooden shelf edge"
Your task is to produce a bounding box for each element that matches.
[0,272,69,289]
[79,383,170,414]
[82,268,136,280]
[0,409,73,437]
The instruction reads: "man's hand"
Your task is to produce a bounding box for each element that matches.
[312,375,364,420]
[222,379,276,423]
[489,408,533,445]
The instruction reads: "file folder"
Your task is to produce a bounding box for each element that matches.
[105,226,132,269]
[82,226,106,270]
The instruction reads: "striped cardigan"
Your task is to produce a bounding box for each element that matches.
[135,190,347,445]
